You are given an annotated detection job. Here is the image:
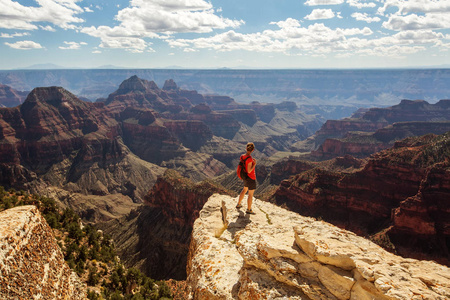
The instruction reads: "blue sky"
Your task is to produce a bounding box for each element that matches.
[1,0,450,69]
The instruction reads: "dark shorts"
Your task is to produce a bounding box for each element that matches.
[243,177,256,190]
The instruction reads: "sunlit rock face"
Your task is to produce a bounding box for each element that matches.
[187,194,450,299]
[0,205,86,299]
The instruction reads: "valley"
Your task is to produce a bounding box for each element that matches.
[0,71,449,298]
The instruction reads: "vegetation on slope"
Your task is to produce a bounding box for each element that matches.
[0,187,173,300]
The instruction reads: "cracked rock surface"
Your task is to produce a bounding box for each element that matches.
[187,194,450,299]
[0,205,86,300]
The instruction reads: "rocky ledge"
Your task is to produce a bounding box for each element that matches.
[0,206,86,299]
[187,194,450,299]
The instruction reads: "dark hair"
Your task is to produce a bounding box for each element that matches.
[246,142,255,152]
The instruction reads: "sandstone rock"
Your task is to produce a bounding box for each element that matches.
[187,194,450,299]
[0,205,86,299]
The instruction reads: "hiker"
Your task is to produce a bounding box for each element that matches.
[236,142,257,214]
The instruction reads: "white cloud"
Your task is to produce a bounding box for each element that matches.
[4,40,43,50]
[383,13,450,31]
[168,20,374,55]
[347,0,376,9]
[92,50,101,53]
[0,0,85,30]
[59,41,87,50]
[81,0,244,52]
[305,9,336,20]
[39,25,56,32]
[99,37,148,53]
[305,0,344,6]
[114,0,244,34]
[352,12,381,23]
[378,0,450,15]
[183,48,197,52]
[0,32,30,38]
[84,7,93,13]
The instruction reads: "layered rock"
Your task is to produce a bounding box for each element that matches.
[363,99,450,123]
[312,122,450,159]
[292,99,450,157]
[0,86,166,221]
[102,170,232,280]
[0,84,28,107]
[0,205,86,299]
[187,194,450,299]
[273,132,450,264]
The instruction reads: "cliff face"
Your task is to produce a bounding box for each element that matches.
[0,84,28,108]
[311,122,450,159]
[102,170,233,280]
[292,99,450,158]
[0,205,86,299]
[273,132,450,264]
[363,99,450,122]
[0,86,166,221]
[187,194,450,299]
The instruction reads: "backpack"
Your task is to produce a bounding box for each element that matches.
[237,156,251,180]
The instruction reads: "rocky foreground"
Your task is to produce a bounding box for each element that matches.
[0,206,86,299]
[187,194,450,299]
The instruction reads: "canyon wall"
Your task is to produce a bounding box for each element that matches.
[273,132,450,264]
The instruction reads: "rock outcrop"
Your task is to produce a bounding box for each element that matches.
[0,205,86,299]
[187,194,450,299]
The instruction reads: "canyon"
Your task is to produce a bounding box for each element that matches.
[0,72,449,298]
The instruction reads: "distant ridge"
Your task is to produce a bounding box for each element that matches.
[20,63,66,70]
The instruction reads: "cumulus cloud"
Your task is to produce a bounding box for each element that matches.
[383,13,450,31]
[167,19,374,55]
[347,0,376,9]
[305,9,336,20]
[100,37,148,53]
[352,12,381,23]
[59,41,87,50]
[39,25,56,32]
[81,0,244,51]
[378,0,450,15]
[305,0,344,6]
[114,0,243,34]
[0,0,85,30]
[0,32,30,38]
[4,40,43,50]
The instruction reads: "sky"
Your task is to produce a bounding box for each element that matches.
[1,0,450,69]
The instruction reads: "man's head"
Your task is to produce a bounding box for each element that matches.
[246,142,255,152]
